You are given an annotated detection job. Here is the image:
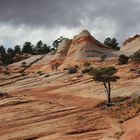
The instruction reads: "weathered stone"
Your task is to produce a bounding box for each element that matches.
[121,34,140,54]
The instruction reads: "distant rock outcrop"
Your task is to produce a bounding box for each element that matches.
[52,38,72,63]
[62,30,117,66]
[9,30,119,72]
[121,34,140,54]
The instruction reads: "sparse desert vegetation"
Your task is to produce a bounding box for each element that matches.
[0,0,140,139]
[118,54,129,65]
[130,49,140,62]
[0,30,139,140]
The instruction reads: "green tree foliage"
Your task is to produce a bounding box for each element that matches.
[35,40,43,54]
[42,44,50,54]
[104,37,120,50]
[130,49,140,62]
[14,45,21,54]
[22,42,33,54]
[67,66,78,74]
[84,62,91,67]
[0,46,15,65]
[6,48,15,64]
[35,41,50,54]
[52,36,65,50]
[88,67,119,105]
[0,45,6,54]
[118,54,129,64]
[7,48,15,57]
[0,40,51,65]
[0,45,8,65]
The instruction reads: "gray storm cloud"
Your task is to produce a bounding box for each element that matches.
[0,0,140,47]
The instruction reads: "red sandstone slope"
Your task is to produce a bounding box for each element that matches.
[0,61,139,140]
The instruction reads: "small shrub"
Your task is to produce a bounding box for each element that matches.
[130,49,140,63]
[0,92,9,99]
[118,54,129,65]
[84,62,91,67]
[100,55,107,62]
[20,71,27,76]
[3,71,10,75]
[63,67,68,70]
[130,65,140,74]
[44,74,50,78]
[37,71,44,76]
[130,68,136,71]
[75,65,80,70]
[82,66,93,74]
[67,67,78,74]
[76,74,83,78]
[21,61,27,67]
[0,92,8,97]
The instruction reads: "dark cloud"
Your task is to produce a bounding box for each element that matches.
[0,0,140,46]
[0,0,85,27]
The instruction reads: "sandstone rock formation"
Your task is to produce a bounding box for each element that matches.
[61,30,117,66]
[121,34,140,54]
[0,31,140,139]
[10,30,140,72]
[52,38,72,64]
[54,39,72,59]
[0,61,139,140]
[18,30,119,71]
[26,39,72,72]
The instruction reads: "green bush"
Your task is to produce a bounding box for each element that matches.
[44,74,50,78]
[37,71,44,76]
[84,62,91,67]
[0,92,8,98]
[67,67,78,74]
[130,49,140,62]
[118,54,129,64]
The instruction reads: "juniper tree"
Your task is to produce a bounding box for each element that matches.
[118,54,129,64]
[88,66,119,106]
[104,37,120,50]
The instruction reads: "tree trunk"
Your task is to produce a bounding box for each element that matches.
[103,80,112,106]
[103,81,109,105]
[107,80,111,106]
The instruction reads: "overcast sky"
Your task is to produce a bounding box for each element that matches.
[0,0,140,48]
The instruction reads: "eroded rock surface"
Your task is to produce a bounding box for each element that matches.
[121,34,140,54]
